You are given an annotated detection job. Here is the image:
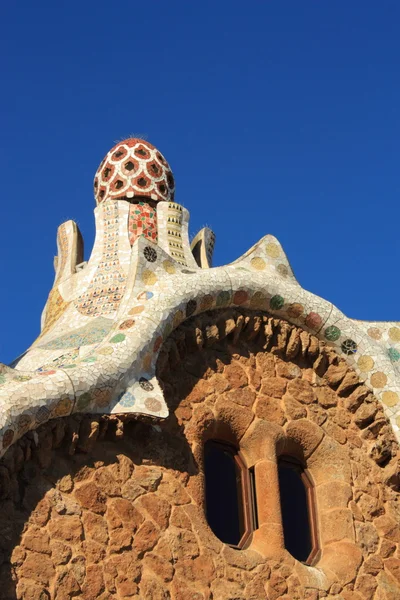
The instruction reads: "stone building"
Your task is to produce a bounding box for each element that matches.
[0,138,400,599]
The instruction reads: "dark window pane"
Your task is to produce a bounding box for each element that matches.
[191,240,202,267]
[204,441,245,546]
[278,459,312,562]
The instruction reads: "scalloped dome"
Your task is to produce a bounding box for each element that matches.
[94,139,175,205]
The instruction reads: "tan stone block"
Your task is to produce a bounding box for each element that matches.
[115,579,139,597]
[19,552,55,586]
[323,420,347,445]
[210,577,245,600]
[317,481,352,511]
[132,520,160,555]
[355,522,379,554]
[244,573,270,600]
[170,506,192,530]
[57,474,74,493]
[260,376,287,398]
[175,554,215,582]
[158,477,190,505]
[171,577,204,600]
[223,362,248,389]
[74,481,107,514]
[337,372,360,396]
[254,395,285,425]
[54,569,81,599]
[294,559,331,591]
[285,418,324,459]
[302,367,322,385]
[319,541,362,585]
[15,578,52,600]
[22,526,51,554]
[82,511,109,544]
[204,373,229,394]
[357,493,384,521]
[132,466,162,491]
[185,405,215,441]
[267,573,288,600]
[347,429,363,448]
[93,467,121,496]
[344,385,372,412]
[106,552,141,582]
[227,387,256,407]
[213,397,254,442]
[48,515,83,543]
[384,557,400,586]
[275,359,302,379]
[49,539,72,566]
[10,545,26,567]
[29,497,51,527]
[240,418,285,466]
[175,404,193,424]
[282,394,307,420]
[307,403,328,426]
[377,572,400,600]
[138,494,171,530]
[354,573,377,600]
[287,379,316,404]
[109,528,133,553]
[81,564,105,599]
[363,554,383,575]
[307,436,351,485]
[325,364,349,386]
[254,460,282,525]
[121,480,146,502]
[341,592,364,600]
[143,552,174,582]
[379,539,396,558]
[165,527,199,560]
[107,498,144,531]
[82,538,106,563]
[256,352,276,377]
[316,386,338,408]
[374,515,400,543]
[354,403,378,429]
[247,366,262,390]
[320,508,355,544]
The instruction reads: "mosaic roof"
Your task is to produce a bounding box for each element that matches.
[93,138,174,205]
[0,138,400,458]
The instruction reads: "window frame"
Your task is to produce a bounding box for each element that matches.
[204,439,256,550]
[203,440,320,561]
[278,455,320,565]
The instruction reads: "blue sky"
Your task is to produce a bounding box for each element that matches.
[1,1,399,364]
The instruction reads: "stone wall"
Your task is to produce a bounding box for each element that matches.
[0,309,399,599]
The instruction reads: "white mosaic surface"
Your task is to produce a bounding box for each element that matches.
[1,144,400,457]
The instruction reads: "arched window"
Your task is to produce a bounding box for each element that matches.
[204,440,255,548]
[278,456,319,564]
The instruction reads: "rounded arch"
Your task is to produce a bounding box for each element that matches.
[0,309,399,598]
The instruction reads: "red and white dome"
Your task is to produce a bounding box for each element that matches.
[94,138,175,205]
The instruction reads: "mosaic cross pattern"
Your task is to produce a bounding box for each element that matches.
[1,137,400,458]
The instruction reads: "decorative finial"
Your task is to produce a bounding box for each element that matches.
[94,138,175,204]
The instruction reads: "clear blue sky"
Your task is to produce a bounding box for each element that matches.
[1,1,399,364]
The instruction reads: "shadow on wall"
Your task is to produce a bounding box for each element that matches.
[0,407,197,597]
[1,307,399,598]
[0,314,249,598]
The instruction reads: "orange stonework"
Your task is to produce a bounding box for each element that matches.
[1,309,399,599]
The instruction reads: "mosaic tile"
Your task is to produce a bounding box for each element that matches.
[1,136,400,456]
[38,317,114,350]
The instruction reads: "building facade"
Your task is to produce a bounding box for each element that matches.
[0,139,399,599]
